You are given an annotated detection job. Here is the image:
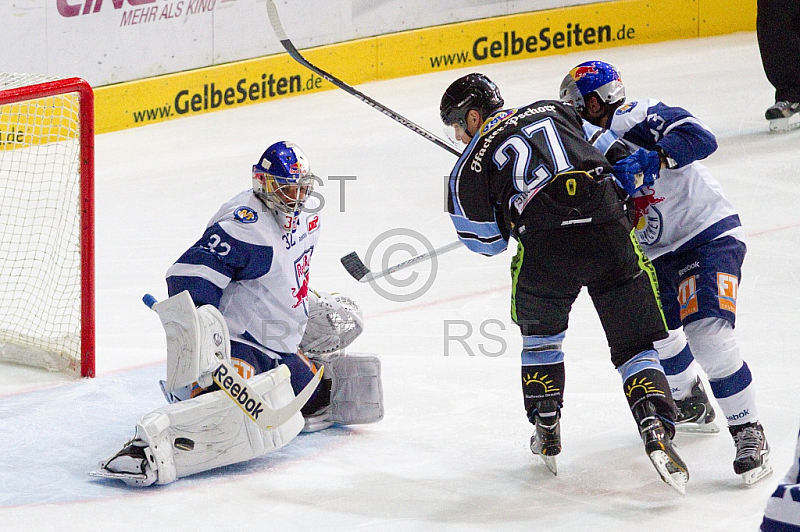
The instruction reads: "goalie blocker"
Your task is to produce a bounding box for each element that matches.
[90,289,382,486]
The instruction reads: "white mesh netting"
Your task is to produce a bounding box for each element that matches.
[0,73,84,373]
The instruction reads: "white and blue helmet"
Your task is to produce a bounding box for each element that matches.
[252,141,316,231]
[559,60,626,112]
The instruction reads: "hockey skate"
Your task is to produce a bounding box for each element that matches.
[89,438,158,487]
[634,400,689,495]
[765,101,800,132]
[674,377,720,434]
[529,400,561,476]
[730,422,773,486]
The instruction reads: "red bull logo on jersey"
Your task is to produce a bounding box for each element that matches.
[292,276,309,309]
[292,249,313,309]
[632,188,665,246]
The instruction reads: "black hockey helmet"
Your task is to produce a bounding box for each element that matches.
[439,73,504,129]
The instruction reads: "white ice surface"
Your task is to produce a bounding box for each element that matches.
[1,32,799,531]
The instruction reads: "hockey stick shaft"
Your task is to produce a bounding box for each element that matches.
[143,294,321,430]
[266,0,461,157]
[266,1,465,279]
[341,240,464,282]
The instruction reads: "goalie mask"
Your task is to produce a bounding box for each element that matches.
[560,60,626,112]
[252,141,316,233]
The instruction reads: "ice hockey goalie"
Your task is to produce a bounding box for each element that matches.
[89,289,383,486]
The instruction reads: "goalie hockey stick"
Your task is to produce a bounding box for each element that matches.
[340,240,463,282]
[266,0,461,157]
[143,294,321,430]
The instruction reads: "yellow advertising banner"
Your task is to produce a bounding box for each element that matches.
[94,0,756,134]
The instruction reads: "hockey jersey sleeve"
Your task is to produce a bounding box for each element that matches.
[166,222,274,307]
[582,120,631,164]
[447,146,508,256]
[616,100,718,168]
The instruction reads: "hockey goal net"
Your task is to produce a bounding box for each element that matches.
[0,74,95,377]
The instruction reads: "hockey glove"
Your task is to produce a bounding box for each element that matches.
[612,148,661,195]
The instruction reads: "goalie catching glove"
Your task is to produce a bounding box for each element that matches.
[299,289,383,432]
[300,289,364,355]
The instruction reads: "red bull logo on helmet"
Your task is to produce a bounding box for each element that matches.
[289,161,307,175]
[570,65,598,80]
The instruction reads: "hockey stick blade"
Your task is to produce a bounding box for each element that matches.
[340,240,463,283]
[340,251,372,281]
[265,0,461,157]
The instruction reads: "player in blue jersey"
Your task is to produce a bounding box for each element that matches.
[91,141,382,486]
[560,61,771,485]
[761,422,800,531]
[440,73,689,494]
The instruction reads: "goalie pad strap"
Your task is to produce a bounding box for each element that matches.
[309,352,383,426]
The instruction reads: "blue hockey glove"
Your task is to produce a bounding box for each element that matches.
[612,148,661,195]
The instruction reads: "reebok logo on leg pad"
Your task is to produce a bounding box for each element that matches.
[213,363,264,421]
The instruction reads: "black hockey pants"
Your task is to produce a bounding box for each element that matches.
[510,173,668,369]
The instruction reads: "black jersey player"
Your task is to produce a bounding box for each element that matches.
[440,73,688,494]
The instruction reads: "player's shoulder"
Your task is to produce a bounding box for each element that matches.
[517,99,572,120]
[213,190,279,246]
[615,98,695,122]
[476,100,573,139]
[612,98,652,119]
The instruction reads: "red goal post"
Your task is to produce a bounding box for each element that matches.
[0,74,95,377]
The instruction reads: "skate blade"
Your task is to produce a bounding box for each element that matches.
[88,468,147,482]
[648,450,688,496]
[769,114,800,132]
[742,462,773,486]
[676,420,720,434]
[539,455,558,476]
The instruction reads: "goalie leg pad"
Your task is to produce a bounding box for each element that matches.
[94,365,303,486]
[151,291,231,401]
[308,352,383,427]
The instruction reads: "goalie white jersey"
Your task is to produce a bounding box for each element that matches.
[609,98,745,259]
[166,189,321,358]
